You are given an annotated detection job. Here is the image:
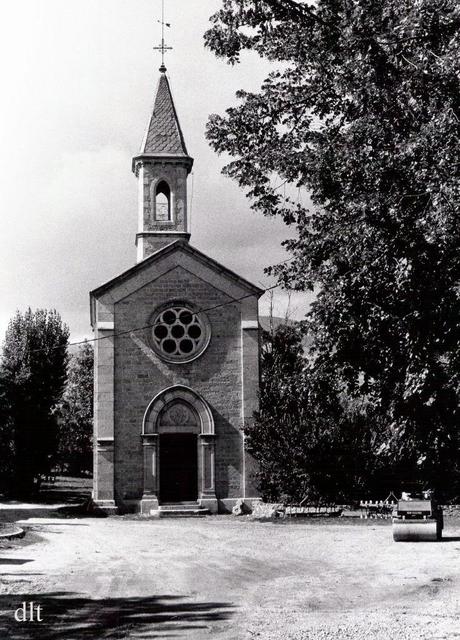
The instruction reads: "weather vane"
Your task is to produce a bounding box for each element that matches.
[153,0,172,73]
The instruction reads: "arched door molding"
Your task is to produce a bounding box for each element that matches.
[142,385,214,435]
[140,385,217,513]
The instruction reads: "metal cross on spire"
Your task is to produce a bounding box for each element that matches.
[153,0,172,73]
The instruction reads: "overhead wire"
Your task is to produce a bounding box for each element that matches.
[23,279,293,355]
[60,257,296,351]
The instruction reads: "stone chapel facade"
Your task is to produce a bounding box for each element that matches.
[90,66,262,515]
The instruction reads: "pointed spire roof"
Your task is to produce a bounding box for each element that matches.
[140,71,189,156]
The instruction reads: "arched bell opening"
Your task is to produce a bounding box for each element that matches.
[154,180,171,221]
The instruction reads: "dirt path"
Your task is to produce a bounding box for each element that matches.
[0,516,459,638]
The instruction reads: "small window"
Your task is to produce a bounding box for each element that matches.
[155,181,171,221]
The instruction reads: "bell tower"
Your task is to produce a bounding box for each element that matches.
[132,65,193,262]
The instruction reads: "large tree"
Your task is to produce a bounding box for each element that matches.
[247,324,379,503]
[1,309,69,495]
[205,1,460,494]
[56,342,94,476]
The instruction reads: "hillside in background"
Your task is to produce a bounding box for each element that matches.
[259,316,312,351]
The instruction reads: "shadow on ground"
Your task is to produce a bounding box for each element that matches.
[26,476,92,506]
[0,592,234,639]
[0,477,92,523]
[0,476,92,507]
[439,535,460,542]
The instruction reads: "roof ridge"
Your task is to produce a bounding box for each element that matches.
[90,240,264,301]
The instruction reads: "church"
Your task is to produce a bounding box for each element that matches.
[90,60,262,515]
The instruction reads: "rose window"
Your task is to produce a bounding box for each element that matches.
[151,304,210,363]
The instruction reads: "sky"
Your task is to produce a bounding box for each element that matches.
[0,0,312,343]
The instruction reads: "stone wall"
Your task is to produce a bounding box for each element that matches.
[138,161,189,234]
[112,265,245,507]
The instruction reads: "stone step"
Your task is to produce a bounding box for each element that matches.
[159,504,210,518]
[160,502,201,510]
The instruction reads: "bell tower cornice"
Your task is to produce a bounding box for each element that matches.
[132,153,193,178]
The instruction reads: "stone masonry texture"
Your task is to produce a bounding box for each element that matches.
[112,265,246,507]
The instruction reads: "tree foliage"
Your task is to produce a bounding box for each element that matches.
[0,369,14,492]
[1,309,69,495]
[56,342,94,476]
[206,1,460,494]
[247,324,380,503]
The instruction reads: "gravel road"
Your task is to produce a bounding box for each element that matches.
[0,515,459,639]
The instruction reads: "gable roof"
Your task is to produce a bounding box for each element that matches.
[90,240,264,322]
[140,73,189,156]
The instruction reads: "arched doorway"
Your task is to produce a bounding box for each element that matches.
[157,401,199,503]
[140,386,217,513]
